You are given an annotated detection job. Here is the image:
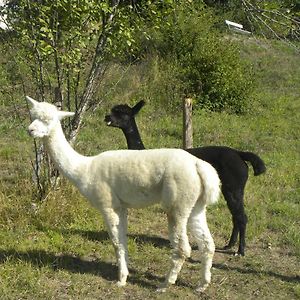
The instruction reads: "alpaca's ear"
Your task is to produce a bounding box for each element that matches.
[26,96,39,107]
[132,100,145,116]
[58,110,75,120]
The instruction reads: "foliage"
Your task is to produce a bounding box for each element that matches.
[204,0,300,45]
[242,0,300,41]
[2,0,176,102]
[4,0,108,102]
[106,0,171,61]
[149,3,254,112]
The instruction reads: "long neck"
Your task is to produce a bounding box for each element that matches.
[121,120,145,150]
[44,122,90,184]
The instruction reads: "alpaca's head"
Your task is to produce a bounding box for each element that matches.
[26,96,74,138]
[104,100,145,129]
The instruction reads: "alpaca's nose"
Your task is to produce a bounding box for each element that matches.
[104,115,112,125]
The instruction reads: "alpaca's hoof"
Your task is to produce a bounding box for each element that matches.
[195,283,209,293]
[116,280,126,287]
[156,283,168,293]
[156,287,167,293]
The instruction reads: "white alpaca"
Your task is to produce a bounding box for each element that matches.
[26,96,220,292]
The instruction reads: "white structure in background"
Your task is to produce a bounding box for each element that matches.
[225,20,251,35]
[0,0,8,30]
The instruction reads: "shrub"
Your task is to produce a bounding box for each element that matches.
[150,3,254,113]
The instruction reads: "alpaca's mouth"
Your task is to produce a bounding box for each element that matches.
[104,115,112,126]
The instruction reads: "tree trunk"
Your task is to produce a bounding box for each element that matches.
[68,0,121,145]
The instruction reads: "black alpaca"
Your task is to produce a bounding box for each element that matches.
[104,100,266,256]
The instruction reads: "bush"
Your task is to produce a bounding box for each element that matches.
[149,3,254,113]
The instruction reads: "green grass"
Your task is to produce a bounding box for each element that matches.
[0,38,299,299]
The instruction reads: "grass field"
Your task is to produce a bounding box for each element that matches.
[0,38,299,299]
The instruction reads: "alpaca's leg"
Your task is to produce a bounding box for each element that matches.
[223,188,247,256]
[234,189,247,256]
[225,217,239,249]
[222,188,238,250]
[226,213,247,255]
[120,208,129,265]
[102,207,129,286]
[188,204,215,293]
[157,212,191,292]
[237,211,247,256]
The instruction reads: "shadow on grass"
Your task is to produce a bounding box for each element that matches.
[189,256,299,284]
[0,247,298,290]
[62,228,202,250]
[215,247,237,256]
[37,227,205,251]
[62,228,171,249]
[0,248,117,278]
[0,248,164,289]
[212,263,300,284]
[11,228,298,287]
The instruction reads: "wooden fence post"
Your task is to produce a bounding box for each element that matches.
[183,97,193,149]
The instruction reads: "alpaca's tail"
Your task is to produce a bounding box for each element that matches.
[196,160,220,206]
[238,151,266,176]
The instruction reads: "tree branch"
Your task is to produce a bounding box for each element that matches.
[69,0,121,144]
